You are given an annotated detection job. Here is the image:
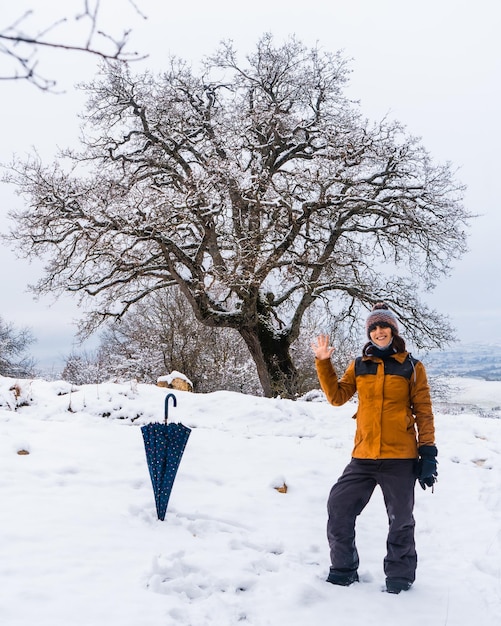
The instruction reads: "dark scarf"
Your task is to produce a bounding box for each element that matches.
[363,341,397,359]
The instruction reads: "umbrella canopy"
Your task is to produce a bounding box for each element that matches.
[141,393,191,520]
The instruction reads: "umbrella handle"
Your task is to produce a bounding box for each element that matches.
[164,393,177,424]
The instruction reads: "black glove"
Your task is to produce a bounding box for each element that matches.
[417,445,438,490]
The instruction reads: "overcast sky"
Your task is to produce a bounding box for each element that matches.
[1,0,500,370]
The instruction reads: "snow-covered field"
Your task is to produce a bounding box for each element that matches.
[1,375,500,626]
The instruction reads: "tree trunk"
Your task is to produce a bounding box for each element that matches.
[239,323,299,399]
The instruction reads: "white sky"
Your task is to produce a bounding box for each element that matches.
[1,0,500,369]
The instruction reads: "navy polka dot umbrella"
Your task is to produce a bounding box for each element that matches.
[141,393,191,521]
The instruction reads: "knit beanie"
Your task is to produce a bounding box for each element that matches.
[365,302,399,338]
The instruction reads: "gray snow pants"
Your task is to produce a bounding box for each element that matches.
[327,458,417,582]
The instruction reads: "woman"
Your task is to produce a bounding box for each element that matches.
[311,303,437,594]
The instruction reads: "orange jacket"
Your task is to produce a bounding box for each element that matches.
[316,352,435,459]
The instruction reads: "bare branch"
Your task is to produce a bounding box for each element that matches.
[0,1,147,90]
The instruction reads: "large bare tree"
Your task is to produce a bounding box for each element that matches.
[5,35,470,397]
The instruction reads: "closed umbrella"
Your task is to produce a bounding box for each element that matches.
[141,393,191,520]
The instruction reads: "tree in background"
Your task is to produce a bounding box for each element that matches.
[63,289,262,394]
[7,35,470,397]
[0,315,35,377]
[61,350,106,385]
[0,0,144,90]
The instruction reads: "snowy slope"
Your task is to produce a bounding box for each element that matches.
[1,376,500,626]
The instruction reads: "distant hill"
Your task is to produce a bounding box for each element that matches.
[418,343,501,381]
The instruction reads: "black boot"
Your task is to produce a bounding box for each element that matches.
[385,577,413,594]
[326,568,359,586]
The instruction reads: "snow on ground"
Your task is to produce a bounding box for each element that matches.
[1,375,501,626]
